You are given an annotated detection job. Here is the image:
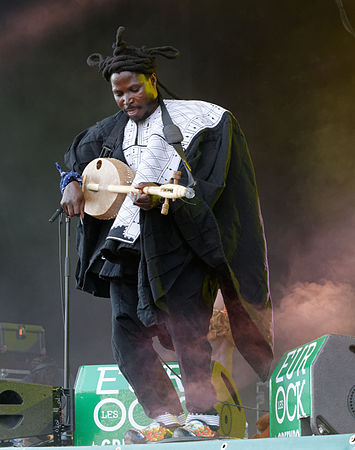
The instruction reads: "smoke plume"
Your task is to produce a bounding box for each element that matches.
[274,280,355,357]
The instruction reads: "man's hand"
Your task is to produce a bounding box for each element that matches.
[133,182,161,211]
[60,181,85,219]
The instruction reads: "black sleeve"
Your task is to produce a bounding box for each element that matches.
[64,126,104,174]
[63,112,124,174]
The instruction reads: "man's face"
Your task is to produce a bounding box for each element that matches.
[111,71,158,122]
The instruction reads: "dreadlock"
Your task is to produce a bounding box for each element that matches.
[87,26,179,88]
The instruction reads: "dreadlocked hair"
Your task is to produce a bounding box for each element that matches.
[87,26,179,83]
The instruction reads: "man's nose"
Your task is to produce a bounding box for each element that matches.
[123,93,133,107]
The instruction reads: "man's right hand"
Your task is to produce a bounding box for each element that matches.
[60,181,85,219]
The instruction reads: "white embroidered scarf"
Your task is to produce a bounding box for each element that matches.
[108,100,226,244]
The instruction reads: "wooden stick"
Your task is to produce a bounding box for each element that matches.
[172,170,182,202]
[85,182,194,199]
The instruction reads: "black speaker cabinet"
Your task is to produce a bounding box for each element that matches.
[309,334,355,435]
[0,380,61,441]
[270,334,355,436]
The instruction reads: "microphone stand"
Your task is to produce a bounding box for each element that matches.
[49,208,70,389]
[49,209,75,444]
[63,215,71,390]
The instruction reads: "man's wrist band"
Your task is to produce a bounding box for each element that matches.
[56,162,82,194]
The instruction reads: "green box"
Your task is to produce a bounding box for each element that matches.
[269,335,328,437]
[74,364,185,446]
[0,322,45,355]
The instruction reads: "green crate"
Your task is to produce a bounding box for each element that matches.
[0,323,46,355]
[74,363,185,446]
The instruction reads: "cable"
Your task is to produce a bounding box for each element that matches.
[335,0,355,37]
[159,355,182,379]
[216,401,269,413]
[160,358,269,414]
[28,437,54,447]
[58,213,65,326]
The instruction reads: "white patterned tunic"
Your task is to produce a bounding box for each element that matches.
[110,100,226,244]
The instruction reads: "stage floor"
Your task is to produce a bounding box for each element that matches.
[2,434,355,450]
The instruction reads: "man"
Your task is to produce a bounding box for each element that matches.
[60,26,273,443]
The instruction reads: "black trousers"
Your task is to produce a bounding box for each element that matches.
[109,257,218,419]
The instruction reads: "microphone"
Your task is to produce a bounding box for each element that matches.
[48,206,64,223]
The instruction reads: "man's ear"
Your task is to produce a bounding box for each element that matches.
[150,73,157,90]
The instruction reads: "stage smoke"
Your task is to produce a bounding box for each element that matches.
[274,280,355,357]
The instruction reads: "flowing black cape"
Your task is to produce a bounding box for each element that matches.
[64,108,274,380]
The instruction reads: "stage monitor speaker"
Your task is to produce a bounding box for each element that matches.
[0,380,63,442]
[270,334,355,437]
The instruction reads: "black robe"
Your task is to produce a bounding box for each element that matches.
[64,107,274,380]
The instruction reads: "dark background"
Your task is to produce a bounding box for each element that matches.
[1,0,355,433]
